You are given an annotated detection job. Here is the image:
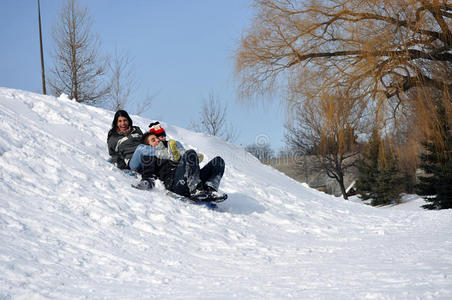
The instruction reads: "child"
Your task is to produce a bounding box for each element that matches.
[130,130,226,202]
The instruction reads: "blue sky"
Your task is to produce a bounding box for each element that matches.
[0,0,286,151]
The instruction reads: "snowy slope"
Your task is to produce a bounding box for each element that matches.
[0,87,451,299]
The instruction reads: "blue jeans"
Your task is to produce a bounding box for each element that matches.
[129,144,159,173]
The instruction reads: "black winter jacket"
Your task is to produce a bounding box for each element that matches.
[107,126,143,169]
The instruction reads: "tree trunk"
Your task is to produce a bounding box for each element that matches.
[338,173,348,200]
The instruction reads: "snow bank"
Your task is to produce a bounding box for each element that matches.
[0,88,451,299]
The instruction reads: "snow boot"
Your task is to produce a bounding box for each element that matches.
[132,179,154,190]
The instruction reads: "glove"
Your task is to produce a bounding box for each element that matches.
[124,170,137,177]
[197,153,204,163]
[169,140,181,162]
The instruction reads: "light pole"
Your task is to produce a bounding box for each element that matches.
[37,0,46,95]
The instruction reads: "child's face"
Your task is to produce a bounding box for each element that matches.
[146,135,160,147]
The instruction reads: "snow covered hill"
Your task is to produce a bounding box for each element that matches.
[0,88,451,299]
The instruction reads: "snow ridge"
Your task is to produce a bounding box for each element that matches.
[0,88,451,299]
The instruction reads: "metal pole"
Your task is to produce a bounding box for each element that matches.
[38,0,47,94]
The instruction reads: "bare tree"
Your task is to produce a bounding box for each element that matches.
[235,0,452,136]
[286,91,364,199]
[107,50,135,111]
[106,50,156,115]
[200,93,226,136]
[191,93,239,143]
[49,0,108,104]
[246,143,275,163]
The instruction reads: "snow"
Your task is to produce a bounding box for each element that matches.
[0,87,451,299]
